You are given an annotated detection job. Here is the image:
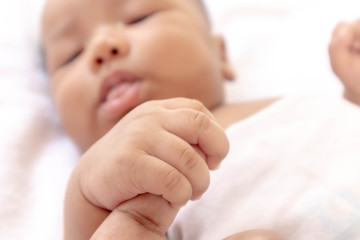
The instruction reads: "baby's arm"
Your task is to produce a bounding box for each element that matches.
[329,20,360,105]
[64,98,229,240]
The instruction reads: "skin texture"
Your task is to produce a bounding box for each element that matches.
[42,0,360,238]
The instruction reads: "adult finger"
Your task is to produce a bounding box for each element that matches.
[91,194,178,240]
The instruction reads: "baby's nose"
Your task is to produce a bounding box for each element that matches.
[88,28,129,71]
[94,46,119,65]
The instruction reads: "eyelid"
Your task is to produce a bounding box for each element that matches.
[62,48,83,66]
[130,16,147,24]
[129,11,155,25]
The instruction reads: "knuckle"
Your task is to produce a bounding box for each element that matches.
[179,146,198,172]
[189,98,207,112]
[193,111,211,130]
[163,169,183,193]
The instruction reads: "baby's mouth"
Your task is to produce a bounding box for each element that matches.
[97,70,142,119]
[99,71,140,105]
[105,81,135,102]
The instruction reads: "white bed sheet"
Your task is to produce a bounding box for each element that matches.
[0,0,359,239]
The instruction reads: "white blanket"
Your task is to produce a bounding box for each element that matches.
[1,0,360,239]
[0,1,79,239]
[168,95,360,239]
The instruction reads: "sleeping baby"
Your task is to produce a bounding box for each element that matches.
[40,0,360,238]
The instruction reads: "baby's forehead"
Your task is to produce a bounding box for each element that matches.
[42,0,208,40]
[43,0,205,18]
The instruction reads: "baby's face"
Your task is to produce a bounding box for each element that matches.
[42,0,232,150]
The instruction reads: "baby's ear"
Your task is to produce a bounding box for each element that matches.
[213,35,235,81]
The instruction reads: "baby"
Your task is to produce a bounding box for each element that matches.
[329,19,360,105]
[41,0,360,238]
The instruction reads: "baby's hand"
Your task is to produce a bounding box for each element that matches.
[69,98,229,221]
[329,20,360,104]
[65,98,229,239]
[79,98,229,208]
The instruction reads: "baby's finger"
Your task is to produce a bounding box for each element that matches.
[126,154,193,208]
[162,108,229,170]
[143,98,217,121]
[80,149,192,210]
[145,130,210,200]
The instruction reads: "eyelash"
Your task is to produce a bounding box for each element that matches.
[129,12,154,25]
[130,16,148,24]
[59,12,155,67]
[64,49,83,65]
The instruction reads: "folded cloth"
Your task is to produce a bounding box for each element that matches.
[168,95,360,240]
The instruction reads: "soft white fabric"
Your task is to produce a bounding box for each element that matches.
[168,95,360,240]
[210,0,360,101]
[1,0,360,239]
[0,1,79,239]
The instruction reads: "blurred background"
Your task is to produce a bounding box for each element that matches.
[205,0,360,101]
[0,0,360,239]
